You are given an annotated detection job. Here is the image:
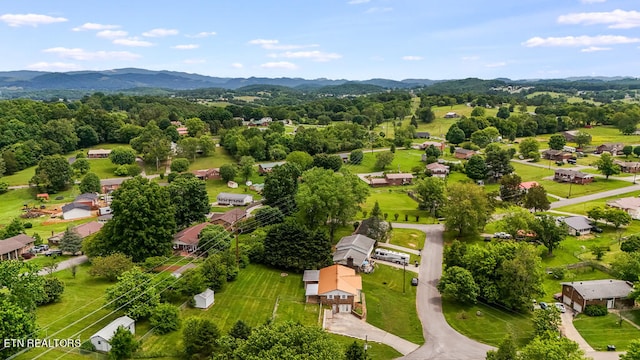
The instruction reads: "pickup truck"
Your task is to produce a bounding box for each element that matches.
[44,249,63,257]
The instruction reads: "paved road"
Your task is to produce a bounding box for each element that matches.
[550,183,640,209]
[37,255,88,276]
[393,223,494,360]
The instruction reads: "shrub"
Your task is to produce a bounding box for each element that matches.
[0,181,8,194]
[23,222,33,229]
[549,267,566,280]
[584,304,608,317]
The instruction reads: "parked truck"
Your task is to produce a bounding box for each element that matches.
[372,248,410,265]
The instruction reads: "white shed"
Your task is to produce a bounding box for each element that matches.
[90,316,135,352]
[194,288,215,309]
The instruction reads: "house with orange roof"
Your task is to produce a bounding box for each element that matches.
[302,264,362,313]
[518,181,539,192]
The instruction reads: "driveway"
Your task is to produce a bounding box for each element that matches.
[561,309,624,360]
[37,255,88,276]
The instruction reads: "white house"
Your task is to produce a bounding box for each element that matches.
[217,193,253,206]
[90,316,135,352]
[194,288,215,309]
[62,203,92,220]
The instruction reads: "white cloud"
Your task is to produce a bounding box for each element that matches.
[581,46,612,52]
[522,35,640,47]
[183,59,206,64]
[270,50,342,62]
[558,9,640,29]
[96,30,127,39]
[172,44,200,50]
[485,62,507,68]
[402,55,423,61]
[142,28,179,37]
[260,61,298,70]
[249,39,319,51]
[461,55,480,61]
[348,0,370,4]
[26,62,79,71]
[581,0,606,3]
[113,38,153,47]
[186,31,216,38]
[231,63,244,68]
[72,22,119,31]
[365,7,393,14]
[0,13,67,27]
[43,47,141,61]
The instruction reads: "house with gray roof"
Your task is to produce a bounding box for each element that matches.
[0,234,35,260]
[333,234,376,272]
[62,203,92,220]
[90,316,135,352]
[216,193,253,206]
[258,161,286,174]
[561,279,634,313]
[561,216,592,236]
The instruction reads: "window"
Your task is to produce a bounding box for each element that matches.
[340,295,347,299]
[327,295,333,300]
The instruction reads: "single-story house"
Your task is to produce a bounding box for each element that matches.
[209,208,247,227]
[193,168,221,180]
[258,161,286,174]
[615,161,640,173]
[384,173,414,186]
[303,264,362,313]
[101,177,129,194]
[62,203,93,220]
[454,148,476,160]
[596,143,624,155]
[554,169,594,184]
[542,149,574,161]
[426,162,450,178]
[90,316,135,353]
[419,141,445,152]
[176,127,188,136]
[173,222,210,252]
[49,221,104,245]
[562,216,592,236]
[444,112,459,118]
[0,234,35,260]
[333,234,376,271]
[607,197,640,220]
[519,181,539,192]
[193,288,215,309]
[87,149,111,159]
[561,279,634,313]
[415,132,430,139]
[74,193,99,208]
[217,193,253,206]
[563,130,591,143]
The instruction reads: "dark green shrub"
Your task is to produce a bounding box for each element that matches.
[584,304,607,317]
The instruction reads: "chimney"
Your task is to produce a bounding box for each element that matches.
[347,257,354,268]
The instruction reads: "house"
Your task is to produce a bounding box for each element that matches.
[542,149,573,161]
[193,288,215,309]
[554,169,594,184]
[99,207,112,216]
[562,216,592,236]
[62,203,93,220]
[49,221,104,245]
[209,208,247,227]
[302,264,362,313]
[216,193,253,206]
[258,161,286,174]
[426,162,450,178]
[367,177,389,187]
[607,197,640,220]
[415,132,430,139]
[173,222,210,252]
[74,193,99,208]
[0,234,35,260]
[444,112,459,118]
[615,161,640,173]
[419,141,445,152]
[519,181,539,192]
[101,177,129,194]
[87,149,112,159]
[193,168,221,180]
[454,148,476,160]
[561,280,634,313]
[90,316,135,353]
[596,143,624,155]
[176,127,189,136]
[384,173,414,186]
[333,234,376,271]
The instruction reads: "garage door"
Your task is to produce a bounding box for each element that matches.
[563,295,571,306]
[573,302,582,313]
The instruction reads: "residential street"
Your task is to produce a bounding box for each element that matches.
[550,183,640,209]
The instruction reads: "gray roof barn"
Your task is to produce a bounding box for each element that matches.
[561,279,633,300]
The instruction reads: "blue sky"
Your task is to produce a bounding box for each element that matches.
[1,0,639,80]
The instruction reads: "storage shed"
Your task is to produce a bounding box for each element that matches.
[90,316,135,352]
[194,288,215,309]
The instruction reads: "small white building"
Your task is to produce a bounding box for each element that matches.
[62,203,92,220]
[90,316,135,352]
[217,193,253,206]
[194,288,215,309]
[227,181,239,189]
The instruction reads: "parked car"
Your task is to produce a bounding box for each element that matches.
[591,226,603,233]
[21,252,34,260]
[493,232,512,239]
[44,249,63,257]
[539,302,548,310]
[567,158,577,165]
[411,278,418,286]
[554,302,566,313]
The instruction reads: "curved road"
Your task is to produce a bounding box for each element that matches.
[393,223,493,360]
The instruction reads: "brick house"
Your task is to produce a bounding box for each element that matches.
[193,168,221,180]
[172,222,210,253]
[101,178,128,194]
[454,148,476,160]
[607,197,640,220]
[419,141,445,152]
[426,162,450,178]
[542,150,573,161]
[303,264,362,313]
[615,161,640,173]
[554,169,594,184]
[209,208,247,227]
[384,173,414,185]
[561,279,634,313]
[596,143,624,155]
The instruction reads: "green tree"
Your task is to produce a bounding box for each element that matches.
[486,334,517,360]
[312,153,343,171]
[442,182,492,236]
[219,163,237,182]
[621,339,640,360]
[611,252,640,282]
[594,152,621,179]
[150,303,181,335]
[623,145,634,158]
[345,340,368,360]
[349,149,364,164]
[471,106,486,117]
[30,155,73,192]
[177,137,200,162]
[499,174,523,204]
[374,151,394,170]
[105,267,159,319]
[72,158,90,176]
[170,158,190,172]
[548,134,566,150]
[531,215,566,255]
[518,334,586,360]
[498,206,535,239]
[130,121,171,170]
[100,177,176,262]
[621,235,640,253]
[437,266,479,304]
[254,206,285,227]
[198,134,216,156]
[39,277,65,305]
[109,326,139,360]
[519,137,540,159]
[198,225,233,254]
[465,155,487,181]
[59,227,83,254]
[496,106,510,119]
[168,176,210,229]
[524,184,550,212]
[182,317,220,357]
[185,117,207,137]
[79,172,101,194]
[176,268,207,296]
[498,244,545,311]
[603,207,632,239]
[262,162,301,214]
[445,124,466,145]
[229,320,252,340]
[286,151,314,171]
[0,297,38,358]
[416,106,435,123]
[414,177,446,215]
[0,218,25,239]
[109,147,137,165]
[574,131,591,149]
[239,155,255,181]
[76,125,100,148]
[634,146,640,158]
[484,143,514,181]
[201,253,233,291]
[263,219,332,272]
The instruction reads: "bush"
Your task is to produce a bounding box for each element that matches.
[0,181,8,194]
[167,172,179,183]
[584,304,608,317]
[24,222,33,229]
[114,164,141,177]
[549,267,566,280]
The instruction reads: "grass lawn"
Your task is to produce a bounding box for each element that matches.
[540,267,610,303]
[86,158,118,179]
[2,165,37,186]
[186,148,237,170]
[573,313,640,351]
[205,178,263,204]
[363,264,423,344]
[361,188,431,223]
[388,228,425,250]
[344,149,425,174]
[554,190,640,216]
[442,300,534,347]
[329,334,403,360]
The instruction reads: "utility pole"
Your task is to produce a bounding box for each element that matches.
[403,261,406,294]
[235,211,239,265]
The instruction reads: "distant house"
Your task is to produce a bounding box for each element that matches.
[101,177,129,194]
[302,264,362,313]
[561,280,634,313]
[90,316,135,353]
[87,149,111,159]
[62,203,92,220]
[518,181,539,192]
[193,168,220,180]
[74,193,99,208]
[367,177,389,187]
[193,288,215,309]
[563,130,581,142]
[562,216,592,236]
[173,222,210,252]
[209,208,247,227]
[542,149,573,161]
[607,197,640,220]
[0,234,35,260]
[415,132,430,139]
[333,234,376,271]
[176,127,189,136]
[426,162,450,178]
[419,141,445,151]
[596,143,624,155]
[554,169,594,184]
[444,112,459,119]
[49,221,104,245]
[615,161,640,173]
[216,193,253,206]
[258,161,286,174]
[384,173,414,186]
[454,148,476,160]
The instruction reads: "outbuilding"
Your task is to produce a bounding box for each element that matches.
[216,192,253,206]
[90,316,135,352]
[194,288,215,309]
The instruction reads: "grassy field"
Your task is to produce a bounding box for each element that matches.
[329,334,403,360]
[363,264,424,344]
[573,313,640,351]
[344,149,425,174]
[360,188,431,223]
[388,228,425,249]
[86,158,119,179]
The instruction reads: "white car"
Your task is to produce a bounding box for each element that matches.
[554,302,566,313]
